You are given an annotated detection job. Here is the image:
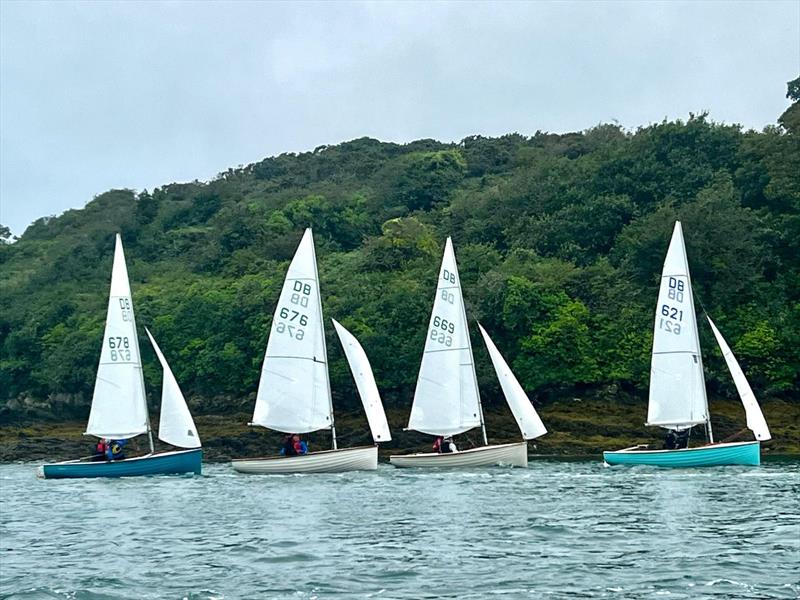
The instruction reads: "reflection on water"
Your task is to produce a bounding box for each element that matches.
[1,459,798,599]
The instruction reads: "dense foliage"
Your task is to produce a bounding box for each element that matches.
[2,89,798,422]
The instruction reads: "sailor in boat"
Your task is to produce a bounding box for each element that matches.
[105,439,128,461]
[280,434,308,456]
[663,429,690,450]
[433,436,458,454]
[91,438,109,461]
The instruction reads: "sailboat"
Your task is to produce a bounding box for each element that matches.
[389,238,547,468]
[231,229,391,474]
[38,235,202,479]
[603,221,770,467]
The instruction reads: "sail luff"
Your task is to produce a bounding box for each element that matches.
[706,316,771,441]
[145,328,201,449]
[311,232,337,449]
[460,276,487,445]
[85,234,150,440]
[646,221,709,429]
[478,324,547,440]
[331,319,392,443]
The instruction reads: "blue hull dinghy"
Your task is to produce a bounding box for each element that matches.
[38,235,203,480]
[38,448,202,479]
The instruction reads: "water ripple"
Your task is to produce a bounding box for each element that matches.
[1,460,798,599]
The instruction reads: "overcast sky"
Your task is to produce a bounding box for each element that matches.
[1,1,798,235]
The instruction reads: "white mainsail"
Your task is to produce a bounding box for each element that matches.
[145,328,201,449]
[706,316,771,441]
[478,324,547,440]
[647,221,709,429]
[408,237,482,436]
[85,235,149,440]
[251,229,333,434]
[331,319,392,443]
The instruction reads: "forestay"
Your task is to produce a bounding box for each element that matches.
[85,235,149,440]
[706,316,771,441]
[478,324,547,440]
[331,319,391,442]
[145,328,201,449]
[252,229,333,434]
[408,238,482,436]
[647,222,709,429]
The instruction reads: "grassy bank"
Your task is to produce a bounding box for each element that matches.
[1,397,797,463]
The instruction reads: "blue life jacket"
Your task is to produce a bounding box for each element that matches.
[106,439,127,460]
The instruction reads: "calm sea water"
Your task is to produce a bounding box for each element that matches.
[1,459,798,599]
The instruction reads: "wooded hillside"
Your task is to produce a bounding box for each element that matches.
[2,87,798,426]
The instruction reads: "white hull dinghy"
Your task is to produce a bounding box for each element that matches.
[603,222,771,467]
[233,229,391,474]
[389,441,528,469]
[389,238,547,469]
[232,445,377,474]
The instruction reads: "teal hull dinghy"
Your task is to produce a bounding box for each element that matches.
[603,441,760,467]
[38,448,202,479]
[38,235,203,480]
[604,222,771,468]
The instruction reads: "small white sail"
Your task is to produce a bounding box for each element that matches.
[145,328,201,449]
[478,324,547,440]
[85,235,149,440]
[252,229,333,434]
[706,316,771,441]
[408,237,482,436]
[647,221,709,429]
[331,319,392,443]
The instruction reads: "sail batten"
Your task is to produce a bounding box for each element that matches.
[706,317,771,441]
[251,229,333,434]
[408,238,482,436]
[85,235,149,440]
[646,222,709,429]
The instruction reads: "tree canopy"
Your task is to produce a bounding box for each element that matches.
[1,95,798,422]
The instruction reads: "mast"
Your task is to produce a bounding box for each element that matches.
[124,240,155,454]
[311,232,337,450]
[462,312,488,446]
[681,226,712,443]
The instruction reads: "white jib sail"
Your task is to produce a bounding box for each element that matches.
[85,234,150,439]
[706,316,771,441]
[408,237,482,436]
[647,221,709,429]
[331,319,392,443]
[478,324,547,440]
[145,328,201,449]
[252,229,333,434]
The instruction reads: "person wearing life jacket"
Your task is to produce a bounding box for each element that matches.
[105,439,127,461]
[433,436,457,454]
[92,438,109,461]
[292,434,308,455]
